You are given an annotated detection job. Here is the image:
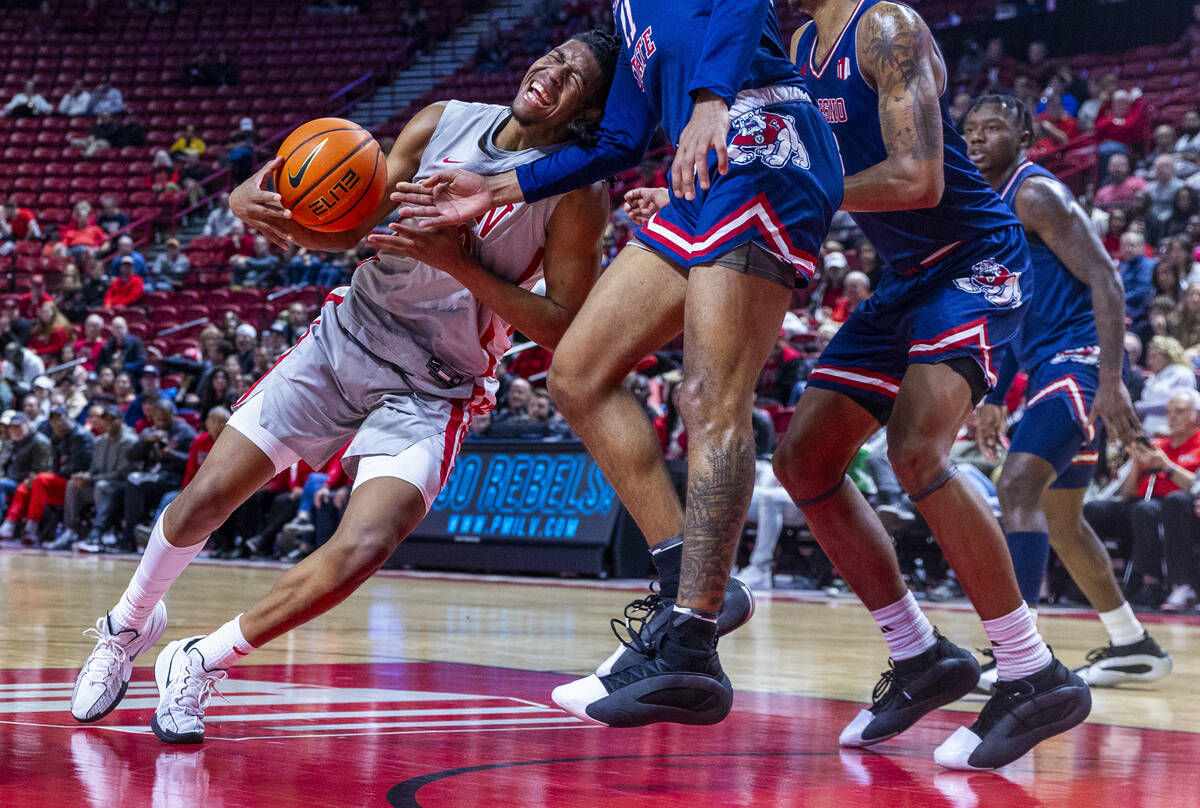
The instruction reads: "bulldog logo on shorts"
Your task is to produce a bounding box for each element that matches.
[728,110,810,169]
[952,259,1022,307]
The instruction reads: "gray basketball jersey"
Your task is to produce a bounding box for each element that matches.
[335,101,565,401]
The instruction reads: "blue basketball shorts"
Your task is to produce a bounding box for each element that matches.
[1009,357,1101,490]
[635,85,843,288]
[807,227,1032,423]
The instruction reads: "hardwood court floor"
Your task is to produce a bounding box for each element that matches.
[1,550,1197,807]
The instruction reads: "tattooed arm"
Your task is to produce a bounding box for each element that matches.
[842,3,945,212]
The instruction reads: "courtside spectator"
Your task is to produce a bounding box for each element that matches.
[28,301,71,358]
[4,79,52,118]
[27,407,93,547]
[494,377,533,423]
[57,81,91,117]
[118,399,194,552]
[60,402,135,550]
[94,196,129,237]
[1086,391,1200,608]
[1095,153,1146,210]
[0,413,51,544]
[103,257,144,307]
[97,316,145,378]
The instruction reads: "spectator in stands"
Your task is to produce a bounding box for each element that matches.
[493,377,532,423]
[395,0,429,49]
[1095,89,1149,178]
[60,402,134,550]
[17,274,51,322]
[148,237,189,291]
[1143,124,1180,174]
[27,406,93,547]
[103,257,144,308]
[1165,188,1200,242]
[1119,230,1157,335]
[233,235,283,287]
[286,247,328,287]
[87,79,123,116]
[203,192,236,238]
[78,254,107,310]
[112,372,135,409]
[170,124,206,160]
[94,196,129,238]
[466,410,492,439]
[1174,283,1200,352]
[0,300,31,347]
[0,412,50,544]
[1086,391,1200,608]
[0,197,42,255]
[118,398,194,552]
[281,302,311,344]
[225,118,258,183]
[232,324,257,375]
[1077,71,1117,133]
[757,331,803,405]
[1012,75,1040,119]
[55,264,88,325]
[3,342,46,391]
[146,149,181,194]
[1028,88,1078,159]
[1147,155,1186,243]
[1022,40,1054,88]
[28,301,71,359]
[69,111,120,158]
[1154,259,1184,306]
[830,270,871,324]
[19,392,42,430]
[97,316,145,378]
[1096,153,1147,211]
[813,249,848,311]
[60,203,108,262]
[4,79,52,118]
[857,240,882,289]
[57,80,91,117]
[195,367,235,419]
[1140,336,1198,436]
[1176,111,1200,155]
[124,365,169,428]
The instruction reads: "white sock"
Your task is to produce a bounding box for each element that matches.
[1028,607,1038,625]
[1098,601,1144,647]
[192,614,256,670]
[983,604,1053,680]
[870,591,936,661]
[109,512,206,632]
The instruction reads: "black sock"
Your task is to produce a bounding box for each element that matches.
[650,535,682,599]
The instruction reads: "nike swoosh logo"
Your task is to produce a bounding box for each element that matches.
[442,158,464,164]
[288,138,329,188]
[233,646,250,656]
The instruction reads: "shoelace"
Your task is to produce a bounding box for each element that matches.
[168,657,227,717]
[973,678,1036,735]
[1083,643,1117,665]
[80,627,129,687]
[870,661,901,706]
[608,586,667,658]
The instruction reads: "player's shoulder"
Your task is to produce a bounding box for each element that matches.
[1013,169,1074,224]
[789,20,814,62]
[857,1,932,49]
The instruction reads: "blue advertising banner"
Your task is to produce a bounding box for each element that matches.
[411,440,622,546]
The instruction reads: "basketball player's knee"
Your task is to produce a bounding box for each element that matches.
[168,482,233,534]
[772,427,841,498]
[677,373,745,436]
[346,528,401,570]
[996,471,1041,515]
[887,438,948,494]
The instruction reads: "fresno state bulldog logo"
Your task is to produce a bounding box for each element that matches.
[728,110,810,169]
[952,258,1023,307]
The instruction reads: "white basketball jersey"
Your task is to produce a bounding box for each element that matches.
[334,101,565,406]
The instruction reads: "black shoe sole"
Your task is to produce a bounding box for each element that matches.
[967,681,1092,770]
[151,712,204,744]
[73,679,128,724]
[586,672,734,728]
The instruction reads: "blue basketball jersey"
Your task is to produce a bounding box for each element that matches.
[793,0,1018,274]
[1000,160,1099,368]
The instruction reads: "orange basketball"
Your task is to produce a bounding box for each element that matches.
[273,117,387,233]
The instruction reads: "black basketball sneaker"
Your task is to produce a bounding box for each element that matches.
[840,632,981,747]
[1074,632,1173,687]
[935,657,1091,770]
[553,614,733,728]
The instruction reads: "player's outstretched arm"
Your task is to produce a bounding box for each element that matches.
[369,182,608,348]
[841,2,944,212]
[230,103,446,251]
[1017,175,1142,446]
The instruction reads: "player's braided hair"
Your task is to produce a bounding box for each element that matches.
[567,29,621,146]
[964,94,1035,144]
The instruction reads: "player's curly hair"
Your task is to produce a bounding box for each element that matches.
[567,29,621,146]
[964,94,1035,145]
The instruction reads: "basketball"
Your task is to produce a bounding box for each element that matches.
[273,117,388,233]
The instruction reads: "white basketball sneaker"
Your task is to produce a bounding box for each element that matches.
[71,601,168,722]
[151,636,227,744]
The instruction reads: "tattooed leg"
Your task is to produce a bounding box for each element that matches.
[676,263,793,613]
